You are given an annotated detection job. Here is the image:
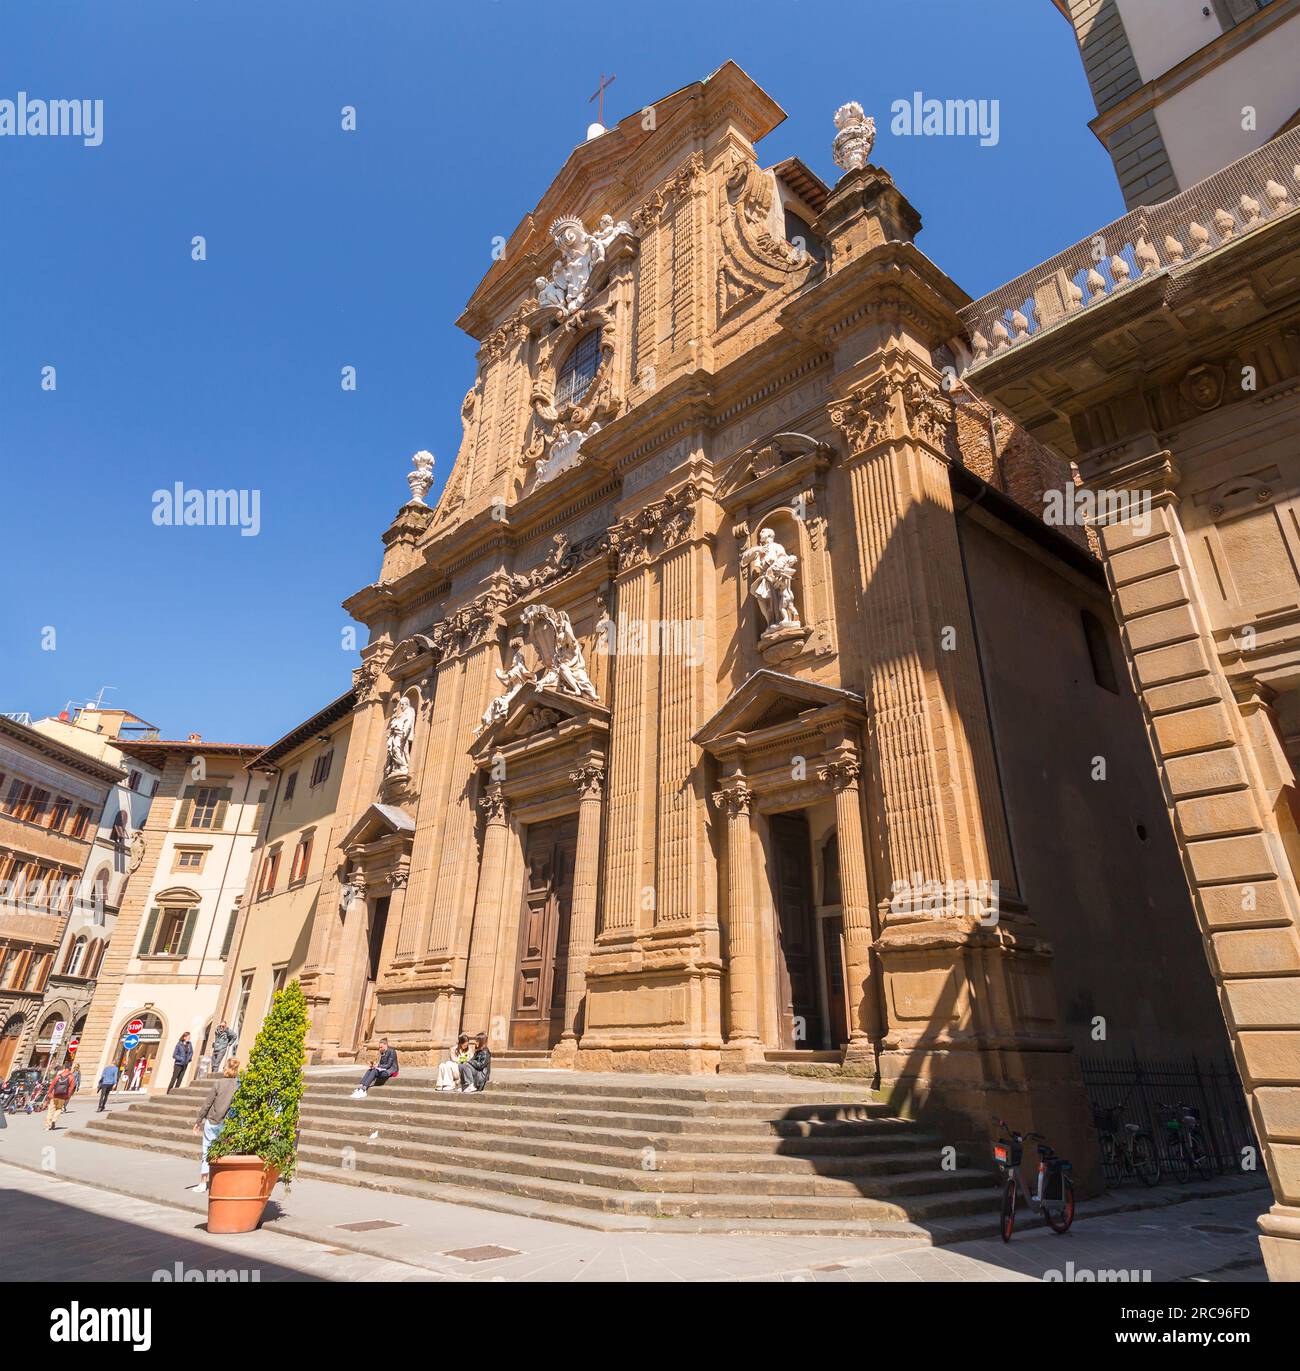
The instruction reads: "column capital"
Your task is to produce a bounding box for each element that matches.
[712,782,754,817]
[478,781,509,823]
[817,755,862,792]
[569,763,605,799]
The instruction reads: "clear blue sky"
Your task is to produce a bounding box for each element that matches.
[0,0,1125,746]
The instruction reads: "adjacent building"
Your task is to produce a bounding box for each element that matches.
[23,706,163,1072]
[75,735,264,1091]
[0,715,124,1078]
[277,64,1233,1189]
[1056,0,1300,207]
[212,693,354,1052]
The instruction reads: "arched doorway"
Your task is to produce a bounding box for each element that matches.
[29,1008,72,1071]
[0,1013,27,1079]
[113,1011,165,1091]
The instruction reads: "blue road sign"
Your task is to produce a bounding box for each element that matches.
[122,1034,140,1050]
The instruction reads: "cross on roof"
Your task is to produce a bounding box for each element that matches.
[589,72,616,127]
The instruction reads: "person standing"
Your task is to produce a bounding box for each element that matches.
[45,1064,76,1130]
[168,1033,193,1092]
[211,1022,233,1074]
[96,1062,119,1112]
[189,1058,240,1193]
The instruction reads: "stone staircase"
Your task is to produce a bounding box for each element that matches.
[78,1071,1000,1241]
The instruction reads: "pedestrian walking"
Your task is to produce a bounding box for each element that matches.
[189,1057,240,1193]
[96,1062,119,1112]
[168,1032,193,1092]
[45,1064,76,1130]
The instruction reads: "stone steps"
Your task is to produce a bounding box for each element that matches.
[79,1072,997,1238]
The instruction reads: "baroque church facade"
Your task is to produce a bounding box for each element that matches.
[293,63,1231,1153]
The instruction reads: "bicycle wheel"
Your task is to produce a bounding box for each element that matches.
[1000,1177,1017,1243]
[1192,1139,1216,1181]
[1133,1133,1161,1187]
[1044,1176,1075,1234]
[1099,1132,1119,1184]
[1171,1139,1192,1184]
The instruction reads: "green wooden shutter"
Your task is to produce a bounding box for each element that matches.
[213,787,232,831]
[176,787,195,829]
[220,910,238,958]
[177,908,199,956]
[138,907,159,955]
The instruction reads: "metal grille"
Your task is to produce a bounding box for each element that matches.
[555,329,601,408]
[1080,1049,1258,1180]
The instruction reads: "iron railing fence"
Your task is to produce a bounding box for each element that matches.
[1079,1049,1257,1183]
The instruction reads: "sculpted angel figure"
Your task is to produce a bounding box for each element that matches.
[478,639,535,733]
[535,261,569,313]
[523,603,599,700]
[383,696,417,777]
[740,527,802,630]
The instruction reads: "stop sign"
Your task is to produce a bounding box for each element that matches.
[127,1018,144,1035]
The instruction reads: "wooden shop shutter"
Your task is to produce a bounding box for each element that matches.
[177,908,199,957]
[138,907,159,955]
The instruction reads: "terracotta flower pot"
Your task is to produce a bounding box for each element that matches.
[206,1154,280,1234]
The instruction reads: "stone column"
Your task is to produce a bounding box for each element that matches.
[553,762,604,1066]
[713,781,762,1063]
[460,782,512,1034]
[1089,451,1300,1283]
[818,754,879,1054]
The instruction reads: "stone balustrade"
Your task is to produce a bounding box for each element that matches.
[957,126,1300,374]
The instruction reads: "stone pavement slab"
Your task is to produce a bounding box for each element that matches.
[0,1104,1270,1282]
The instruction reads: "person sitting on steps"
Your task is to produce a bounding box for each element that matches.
[459,1032,491,1094]
[351,1039,398,1099]
[436,1034,470,1091]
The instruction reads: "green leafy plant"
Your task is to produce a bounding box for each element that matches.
[207,980,309,1185]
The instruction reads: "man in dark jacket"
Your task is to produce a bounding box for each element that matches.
[168,1033,193,1092]
[459,1033,491,1094]
[211,1022,234,1074]
[351,1040,398,1098]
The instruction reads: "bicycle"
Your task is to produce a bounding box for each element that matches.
[993,1117,1075,1242]
[1159,1100,1215,1183]
[1092,1082,1160,1187]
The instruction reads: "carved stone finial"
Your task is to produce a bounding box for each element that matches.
[406,450,435,505]
[832,101,876,174]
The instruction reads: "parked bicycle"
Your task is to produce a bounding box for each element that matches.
[993,1117,1075,1242]
[1092,1078,1160,1187]
[1159,1100,1215,1183]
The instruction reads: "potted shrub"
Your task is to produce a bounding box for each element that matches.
[205,980,309,1234]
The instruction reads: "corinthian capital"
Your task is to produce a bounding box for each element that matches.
[569,763,605,799]
[478,782,509,822]
[712,783,754,818]
[817,757,862,792]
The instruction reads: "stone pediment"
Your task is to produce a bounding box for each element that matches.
[694,669,865,749]
[340,802,416,854]
[470,683,610,762]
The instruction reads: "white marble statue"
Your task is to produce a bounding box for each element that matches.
[383,696,417,778]
[535,421,600,486]
[740,527,802,630]
[522,604,599,700]
[536,214,635,316]
[832,101,876,174]
[478,640,535,733]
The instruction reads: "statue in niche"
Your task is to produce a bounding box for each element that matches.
[383,695,417,778]
[478,638,535,733]
[741,527,802,631]
[522,603,599,700]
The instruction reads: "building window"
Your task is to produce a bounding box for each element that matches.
[555,329,602,408]
[290,833,313,885]
[310,751,333,788]
[219,909,239,959]
[2,780,30,816]
[283,771,298,803]
[21,788,51,824]
[258,847,282,897]
[232,972,254,1038]
[138,905,198,958]
[173,848,207,873]
[48,796,72,831]
[70,805,94,839]
[85,940,106,978]
[187,787,223,829]
[127,770,142,792]
[65,936,89,977]
[1081,609,1120,694]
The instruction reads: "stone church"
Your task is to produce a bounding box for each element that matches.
[295,63,1230,1153]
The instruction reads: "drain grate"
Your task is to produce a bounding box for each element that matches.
[335,1220,403,1232]
[442,1244,522,1262]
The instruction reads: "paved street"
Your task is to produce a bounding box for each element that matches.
[0,1101,1270,1282]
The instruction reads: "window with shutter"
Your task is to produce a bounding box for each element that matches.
[212,788,231,830]
[138,907,160,955]
[220,909,239,958]
[176,789,195,829]
[177,908,199,957]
